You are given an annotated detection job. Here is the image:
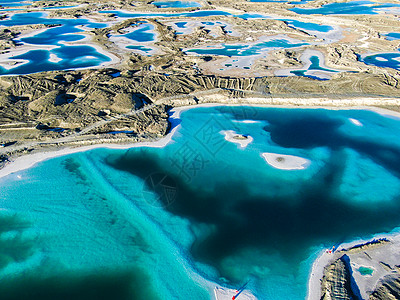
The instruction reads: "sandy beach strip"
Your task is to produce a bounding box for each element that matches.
[221,130,253,148]
[262,152,310,170]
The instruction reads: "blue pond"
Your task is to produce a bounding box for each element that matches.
[0,45,111,75]
[0,12,107,28]
[0,12,112,75]
[1,106,400,299]
[152,1,201,8]
[0,0,36,7]
[21,25,86,46]
[172,20,235,35]
[360,53,400,70]
[101,9,231,18]
[283,19,333,33]
[186,39,308,56]
[385,32,400,41]
[113,22,156,43]
[249,0,314,3]
[291,0,400,15]
[101,9,269,20]
[290,55,338,79]
[126,45,154,54]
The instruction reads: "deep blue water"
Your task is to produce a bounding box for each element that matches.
[385,32,400,41]
[126,45,154,54]
[249,0,314,4]
[0,45,111,75]
[291,56,338,79]
[101,9,232,18]
[0,12,112,75]
[0,0,71,7]
[360,53,400,70]
[152,1,201,8]
[175,21,187,28]
[291,0,400,15]
[101,9,271,20]
[0,12,107,28]
[172,17,332,35]
[0,0,36,7]
[1,106,400,299]
[185,39,308,56]
[283,19,333,33]
[21,25,86,45]
[114,22,156,43]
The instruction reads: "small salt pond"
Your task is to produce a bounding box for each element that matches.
[109,21,159,55]
[109,21,158,54]
[385,32,400,41]
[283,19,333,33]
[168,20,239,37]
[0,45,112,75]
[126,45,156,55]
[282,19,342,43]
[101,9,271,20]
[360,52,400,70]
[0,12,115,75]
[101,9,232,18]
[276,50,339,80]
[0,11,107,28]
[185,37,308,57]
[0,0,74,8]
[0,0,37,7]
[152,0,201,8]
[358,266,374,276]
[291,0,400,15]
[249,0,314,3]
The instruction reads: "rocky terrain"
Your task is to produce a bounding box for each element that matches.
[1,67,399,169]
[1,0,400,78]
[318,238,400,300]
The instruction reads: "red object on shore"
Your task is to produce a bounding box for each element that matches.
[232,297,236,300]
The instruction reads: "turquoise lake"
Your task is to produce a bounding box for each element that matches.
[185,39,308,56]
[112,22,156,43]
[249,0,314,3]
[0,12,111,75]
[101,10,269,20]
[0,45,112,75]
[360,53,400,70]
[291,0,400,15]
[0,0,38,7]
[290,55,338,79]
[385,33,400,41]
[152,1,201,8]
[1,106,400,299]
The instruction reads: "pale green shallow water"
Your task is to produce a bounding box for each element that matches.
[1,106,400,299]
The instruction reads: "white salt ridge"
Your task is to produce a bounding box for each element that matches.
[349,118,363,126]
[221,130,253,148]
[262,152,310,170]
[232,120,260,124]
[49,53,62,63]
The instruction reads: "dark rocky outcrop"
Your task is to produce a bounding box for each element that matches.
[320,255,361,300]
[370,275,400,300]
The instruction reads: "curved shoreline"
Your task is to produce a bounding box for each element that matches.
[1,102,400,299]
